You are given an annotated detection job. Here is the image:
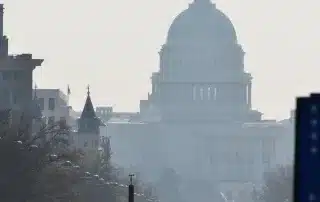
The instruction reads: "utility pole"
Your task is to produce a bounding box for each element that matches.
[129,174,135,202]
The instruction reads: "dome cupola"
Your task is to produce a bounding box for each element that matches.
[166,0,237,46]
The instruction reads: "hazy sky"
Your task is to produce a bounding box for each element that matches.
[2,0,320,120]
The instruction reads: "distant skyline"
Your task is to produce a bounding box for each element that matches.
[3,0,320,120]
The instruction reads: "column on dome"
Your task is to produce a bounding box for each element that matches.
[192,84,197,101]
[247,81,252,109]
[151,73,159,94]
[186,83,192,103]
[214,83,225,104]
[208,84,217,101]
[159,45,170,80]
[159,45,165,70]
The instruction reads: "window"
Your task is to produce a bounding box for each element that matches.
[38,98,44,110]
[84,141,88,147]
[192,86,197,101]
[200,88,204,100]
[207,87,211,100]
[60,117,66,123]
[209,155,214,165]
[13,95,17,105]
[213,87,217,100]
[48,116,55,125]
[48,98,55,110]
[13,71,19,80]
[60,117,67,127]
[2,71,11,80]
[3,90,10,106]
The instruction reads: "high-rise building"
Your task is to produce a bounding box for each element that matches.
[294,94,320,202]
[0,4,43,132]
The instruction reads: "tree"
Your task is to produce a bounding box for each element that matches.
[155,168,183,202]
[253,165,293,202]
[0,114,160,202]
[0,119,71,202]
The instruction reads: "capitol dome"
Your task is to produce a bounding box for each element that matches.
[166,0,237,46]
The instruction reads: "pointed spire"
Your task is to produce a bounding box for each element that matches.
[67,84,71,95]
[87,84,90,96]
[80,85,96,120]
[78,86,102,133]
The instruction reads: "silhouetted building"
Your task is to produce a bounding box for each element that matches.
[106,1,291,202]
[0,4,43,133]
[294,94,320,202]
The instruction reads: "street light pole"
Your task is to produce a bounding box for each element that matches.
[129,174,135,202]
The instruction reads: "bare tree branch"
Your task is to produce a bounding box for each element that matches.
[253,165,293,202]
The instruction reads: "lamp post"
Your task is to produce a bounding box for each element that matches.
[129,174,135,202]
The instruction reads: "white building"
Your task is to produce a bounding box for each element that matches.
[33,89,77,129]
[105,1,293,202]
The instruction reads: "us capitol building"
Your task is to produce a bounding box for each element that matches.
[102,0,294,201]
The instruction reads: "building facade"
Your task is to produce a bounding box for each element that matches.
[106,1,292,202]
[0,4,43,132]
[32,89,78,129]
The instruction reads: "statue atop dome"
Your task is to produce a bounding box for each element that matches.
[193,0,212,4]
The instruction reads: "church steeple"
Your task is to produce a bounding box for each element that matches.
[78,85,101,134]
[80,85,96,120]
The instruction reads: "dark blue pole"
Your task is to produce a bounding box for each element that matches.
[129,174,135,202]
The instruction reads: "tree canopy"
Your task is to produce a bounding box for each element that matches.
[0,118,159,202]
[253,165,293,202]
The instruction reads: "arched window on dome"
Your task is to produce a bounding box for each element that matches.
[192,85,197,101]
[213,87,217,100]
[207,87,212,100]
[200,88,204,101]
